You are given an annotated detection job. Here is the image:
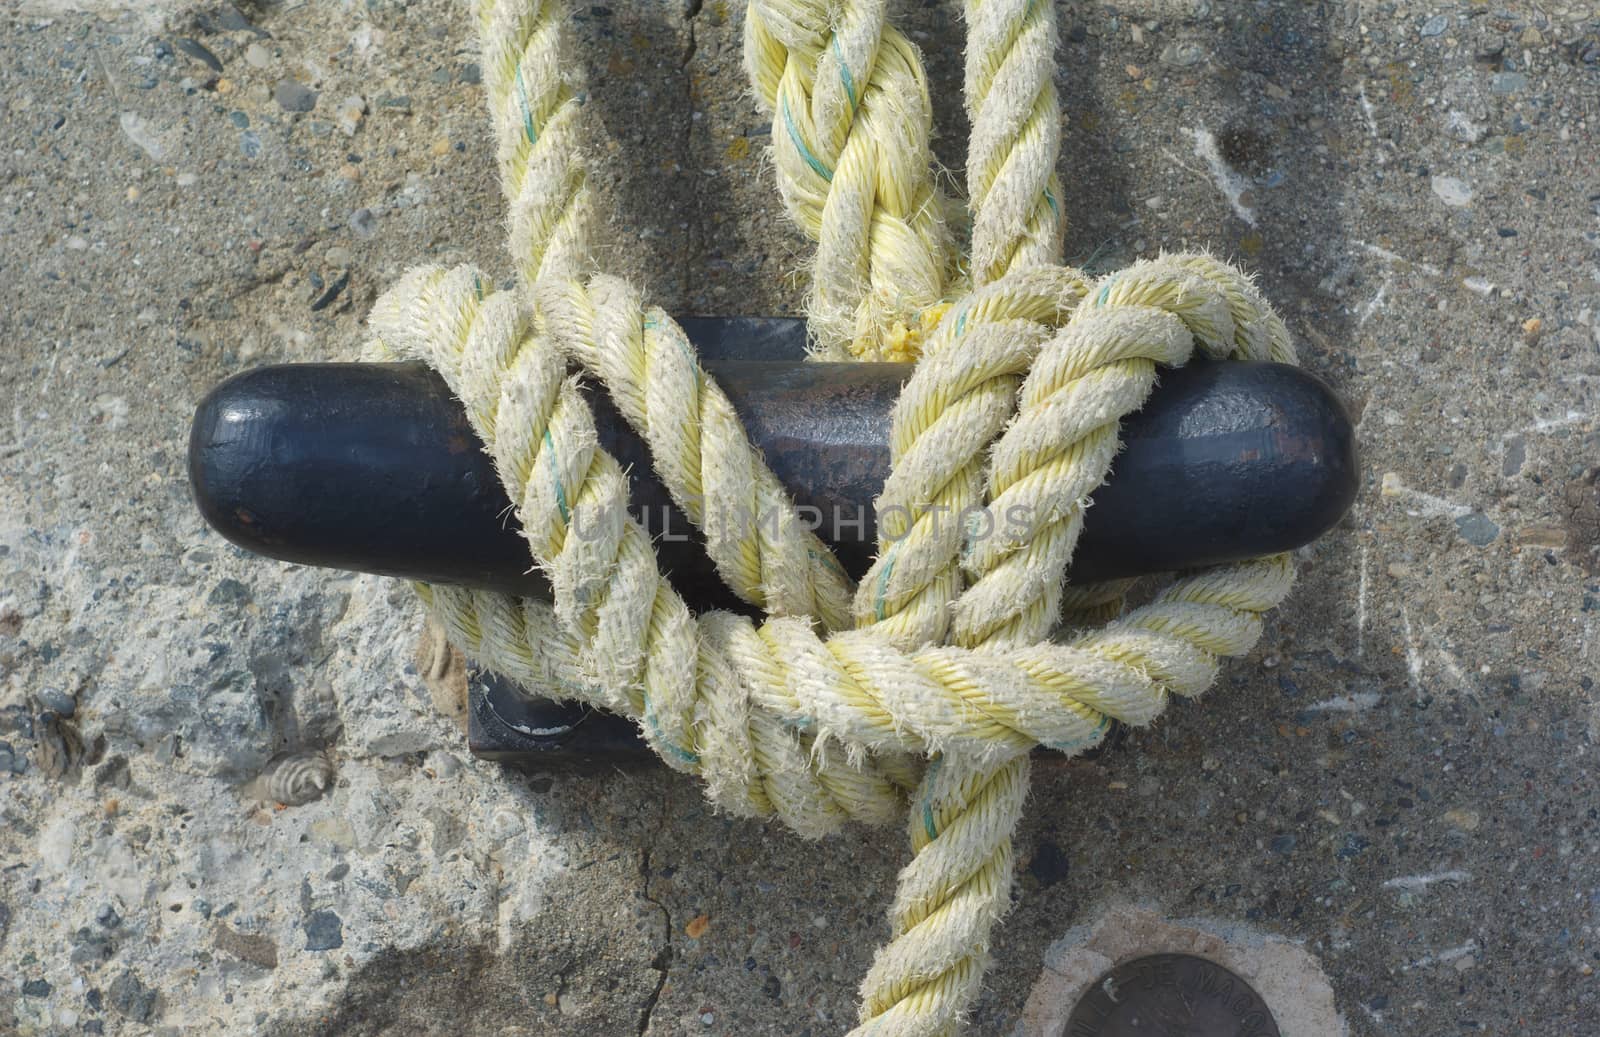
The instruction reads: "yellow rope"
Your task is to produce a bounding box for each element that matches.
[354,3,1304,1034]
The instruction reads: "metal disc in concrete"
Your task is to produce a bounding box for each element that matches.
[1064,953,1280,1036]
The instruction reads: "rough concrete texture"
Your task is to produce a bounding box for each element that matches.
[1,0,1597,1034]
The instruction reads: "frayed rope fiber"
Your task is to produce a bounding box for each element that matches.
[357,2,1301,1033]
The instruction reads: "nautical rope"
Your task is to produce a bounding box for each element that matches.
[354,2,1303,1034]
[743,0,957,360]
[964,0,1066,286]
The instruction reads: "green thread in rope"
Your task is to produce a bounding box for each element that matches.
[872,543,900,621]
[831,37,858,111]
[1046,715,1109,755]
[642,693,701,765]
[782,95,834,182]
[921,756,944,840]
[515,65,539,144]
[543,427,570,523]
[807,547,847,581]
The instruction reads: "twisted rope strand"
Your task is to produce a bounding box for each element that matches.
[965,0,1066,285]
[479,0,857,627]
[744,0,956,360]
[480,0,593,289]
[537,274,858,629]
[853,265,1092,648]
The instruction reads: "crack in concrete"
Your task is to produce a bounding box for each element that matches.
[636,844,673,1036]
[676,0,704,304]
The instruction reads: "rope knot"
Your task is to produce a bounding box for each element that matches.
[368,251,1294,837]
[362,4,1305,1034]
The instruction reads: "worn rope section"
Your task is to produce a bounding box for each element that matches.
[850,255,1297,1034]
[477,0,856,627]
[964,0,1066,285]
[479,0,593,288]
[848,3,1072,1020]
[744,0,956,360]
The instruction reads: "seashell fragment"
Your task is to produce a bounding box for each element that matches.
[246,750,335,806]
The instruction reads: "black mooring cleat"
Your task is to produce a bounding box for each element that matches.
[188,317,1358,767]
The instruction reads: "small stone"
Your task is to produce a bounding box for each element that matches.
[175,38,223,74]
[1503,435,1526,477]
[310,271,349,312]
[1515,525,1565,549]
[684,914,710,939]
[93,755,131,790]
[1431,176,1472,208]
[274,80,318,113]
[37,687,75,716]
[70,927,116,967]
[244,42,271,69]
[1521,317,1543,342]
[348,208,378,239]
[1159,41,1204,67]
[1419,14,1449,37]
[35,711,85,781]
[97,904,122,929]
[215,926,279,969]
[108,971,159,1023]
[239,131,262,158]
[1491,72,1528,95]
[1336,834,1370,859]
[431,138,451,157]
[1455,513,1499,546]
[1270,834,1297,854]
[1443,807,1481,831]
[215,3,265,33]
[207,577,252,609]
[228,110,249,129]
[459,63,482,85]
[335,95,366,137]
[325,246,351,267]
[424,805,465,856]
[426,751,461,778]
[1519,27,1543,46]
[304,910,343,951]
[22,978,52,997]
